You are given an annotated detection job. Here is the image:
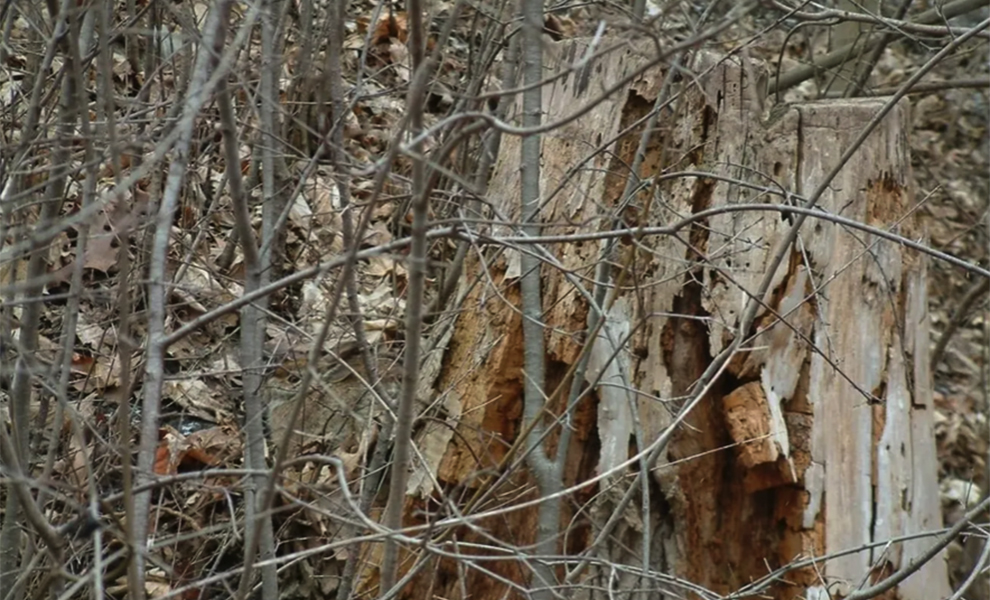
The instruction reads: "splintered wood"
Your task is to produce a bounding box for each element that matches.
[393,41,948,600]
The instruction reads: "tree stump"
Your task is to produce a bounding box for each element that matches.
[392,39,948,600]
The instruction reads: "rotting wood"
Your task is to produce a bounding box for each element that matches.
[382,39,948,600]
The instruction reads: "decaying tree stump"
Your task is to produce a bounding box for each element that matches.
[381,39,948,600]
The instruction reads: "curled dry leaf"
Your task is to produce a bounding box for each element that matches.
[362,220,392,247]
[366,254,403,278]
[372,11,408,45]
[389,40,410,82]
[70,353,120,392]
[186,424,244,466]
[153,425,224,476]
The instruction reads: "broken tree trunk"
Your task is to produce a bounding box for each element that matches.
[386,40,949,600]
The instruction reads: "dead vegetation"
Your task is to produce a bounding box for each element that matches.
[0,1,987,599]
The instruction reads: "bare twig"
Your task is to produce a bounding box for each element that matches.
[154,196,990,357]
[823,77,990,97]
[946,526,990,600]
[930,277,989,369]
[379,0,434,582]
[515,0,561,595]
[769,0,990,94]
[133,4,255,596]
[845,495,990,600]
[1,1,75,593]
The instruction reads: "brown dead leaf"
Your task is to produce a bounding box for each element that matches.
[161,378,232,423]
[153,429,180,475]
[288,193,315,228]
[145,581,171,599]
[153,426,221,476]
[362,220,392,247]
[70,352,119,391]
[372,12,407,45]
[186,425,243,466]
[366,255,399,278]
[388,40,410,82]
[83,230,117,272]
